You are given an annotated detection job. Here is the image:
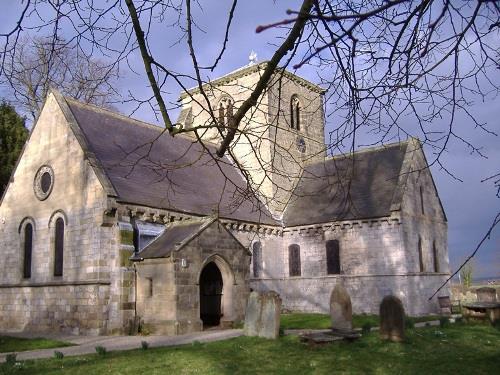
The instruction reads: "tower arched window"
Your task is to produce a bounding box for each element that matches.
[217,96,234,135]
[290,95,301,131]
[54,217,65,277]
[252,241,263,278]
[23,223,33,279]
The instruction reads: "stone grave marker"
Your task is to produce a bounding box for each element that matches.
[330,284,352,331]
[476,287,497,302]
[379,295,405,342]
[243,291,260,337]
[244,291,281,339]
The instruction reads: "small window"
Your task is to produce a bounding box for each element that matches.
[418,237,424,273]
[290,96,301,131]
[54,218,64,277]
[326,240,341,275]
[23,223,33,279]
[252,241,263,278]
[288,244,301,277]
[433,241,439,273]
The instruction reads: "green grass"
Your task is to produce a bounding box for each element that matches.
[1,324,498,374]
[280,313,441,330]
[0,336,73,353]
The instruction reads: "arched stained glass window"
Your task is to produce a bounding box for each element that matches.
[23,223,33,279]
[418,236,424,273]
[433,241,439,273]
[252,241,262,278]
[326,240,341,275]
[288,244,301,277]
[54,218,64,277]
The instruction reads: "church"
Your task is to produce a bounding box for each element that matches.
[0,62,449,335]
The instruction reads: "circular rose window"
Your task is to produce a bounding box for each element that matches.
[34,165,54,201]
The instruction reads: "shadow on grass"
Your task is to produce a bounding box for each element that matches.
[1,323,498,375]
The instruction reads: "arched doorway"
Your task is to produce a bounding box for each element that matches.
[199,262,223,327]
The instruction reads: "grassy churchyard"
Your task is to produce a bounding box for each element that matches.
[0,319,499,374]
[0,336,73,354]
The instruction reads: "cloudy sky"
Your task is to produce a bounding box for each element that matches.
[1,1,498,278]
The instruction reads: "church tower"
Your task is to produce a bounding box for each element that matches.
[177,62,326,217]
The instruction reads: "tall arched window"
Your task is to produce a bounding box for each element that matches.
[23,223,33,279]
[54,218,65,277]
[252,241,262,278]
[290,95,301,131]
[418,236,424,272]
[326,240,341,275]
[217,97,234,135]
[433,240,439,273]
[288,244,301,277]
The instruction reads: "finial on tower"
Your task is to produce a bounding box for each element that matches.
[248,50,258,66]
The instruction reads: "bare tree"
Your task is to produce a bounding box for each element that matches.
[3,35,119,121]
[0,1,498,208]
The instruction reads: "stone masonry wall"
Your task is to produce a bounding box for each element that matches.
[244,216,449,316]
[0,284,110,335]
[179,65,326,214]
[267,73,326,212]
[179,66,274,200]
[399,142,449,276]
[135,221,251,335]
[0,93,116,334]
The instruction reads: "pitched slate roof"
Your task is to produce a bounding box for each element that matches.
[283,142,408,227]
[59,96,277,225]
[137,217,213,259]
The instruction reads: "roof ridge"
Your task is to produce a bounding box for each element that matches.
[64,97,203,145]
[324,140,410,161]
[64,97,165,131]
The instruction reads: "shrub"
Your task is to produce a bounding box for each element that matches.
[439,317,450,328]
[138,323,151,336]
[141,341,149,350]
[279,327,285,336]
[361,322,373,334]
[5,353,17,365]
[405,317,415,329]
[54,350,64,359]
[95,345,107,356]
[493,320,500,331]
[191,340,203,348]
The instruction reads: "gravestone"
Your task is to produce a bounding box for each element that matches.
[330,284,352,331]
[243,291,260,337]
[476,287,497,302]
[379,295,405,342]
[244,291,281,339]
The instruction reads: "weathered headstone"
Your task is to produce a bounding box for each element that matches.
[243,291,281,339]
[476,287,497,302]
[243,291,260,337]
[330,284,352,331]
[379,295,405,342]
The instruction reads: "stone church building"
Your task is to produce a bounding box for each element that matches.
[0,62,449,335]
